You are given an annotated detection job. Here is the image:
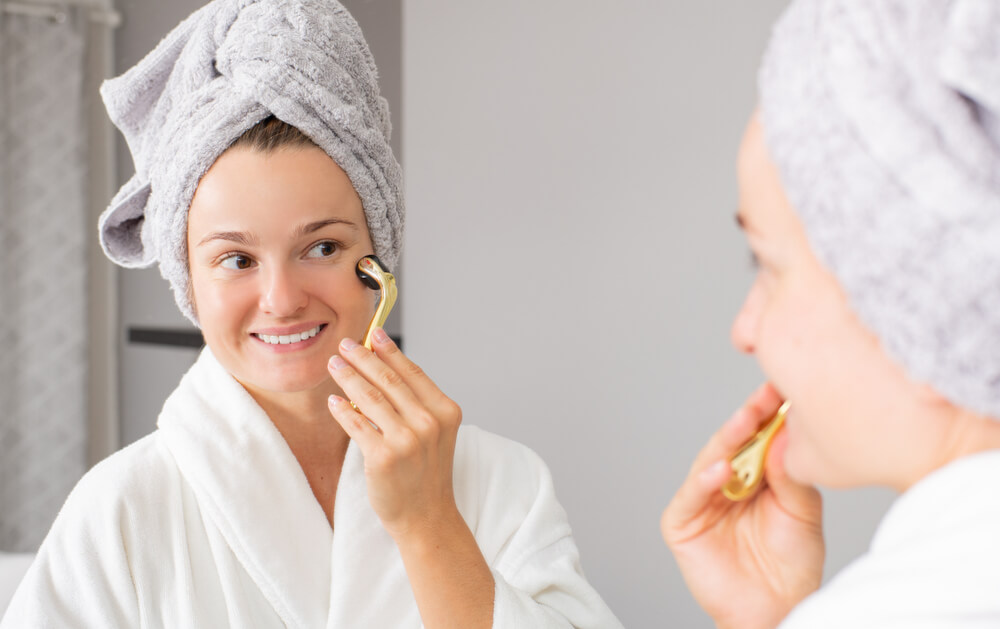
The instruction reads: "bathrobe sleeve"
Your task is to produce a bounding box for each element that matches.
[456,427,622,629]
[0,439,161,628]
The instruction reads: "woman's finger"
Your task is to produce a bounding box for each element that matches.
[328,353,408,439]
[369,328,462,426]
[663,383,786,536]
[328,394,383,454]
[685,382,782,473]
[662,404,760,538]
[336,336,426,423]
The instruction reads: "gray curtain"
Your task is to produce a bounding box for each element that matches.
[0,7,89,552]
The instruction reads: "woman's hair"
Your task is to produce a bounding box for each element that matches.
[228,115,318,153]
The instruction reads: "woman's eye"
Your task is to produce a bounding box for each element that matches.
[220,254,254,270]
[306,241,339,259]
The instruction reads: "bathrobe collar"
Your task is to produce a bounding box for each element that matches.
[871,449,1000,555]
[155,348,406,628]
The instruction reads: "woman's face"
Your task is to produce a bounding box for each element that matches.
[187,146,376,398]
[732,112,950,490]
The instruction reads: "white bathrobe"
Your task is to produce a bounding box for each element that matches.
[780,450,1000,628]
[1,349,622,629]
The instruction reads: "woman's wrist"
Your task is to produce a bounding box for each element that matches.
[392,504,495,629]
[389,502,467,552]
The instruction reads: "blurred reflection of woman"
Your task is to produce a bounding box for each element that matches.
[663,1,1000,627]
[0,2,621,628]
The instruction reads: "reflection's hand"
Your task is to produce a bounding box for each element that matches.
[661,383,824,629]
[326,328,463,541]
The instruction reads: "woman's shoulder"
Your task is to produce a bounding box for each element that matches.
[453,424,551,488]
[56,431,180,527]
[452,425,572,560]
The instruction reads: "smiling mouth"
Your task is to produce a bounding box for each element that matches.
[253,324,326,346]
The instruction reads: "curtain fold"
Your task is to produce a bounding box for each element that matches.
[0,6,89,552]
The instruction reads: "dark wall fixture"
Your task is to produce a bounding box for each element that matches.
[127,327,402,350]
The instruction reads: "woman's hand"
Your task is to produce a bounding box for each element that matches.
[661,383,825,629]
[326,327,463,540]
[326,328,494,629]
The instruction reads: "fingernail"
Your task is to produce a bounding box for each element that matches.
[340,337,360,351]
[328,394,345,407]
[329,355,348,370]
[699,460,731,484]
[372,327,391,345]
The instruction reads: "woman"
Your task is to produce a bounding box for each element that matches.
[663,0,1000,627]
[0,1,621,627]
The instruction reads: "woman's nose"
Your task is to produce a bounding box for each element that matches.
[731,282,762,354]
[259,265,308,316]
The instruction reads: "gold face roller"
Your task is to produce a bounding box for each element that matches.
[721,400,791,501]
[355,255,398,350]
[349,255,398,418]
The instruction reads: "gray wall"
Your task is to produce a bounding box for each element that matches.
[401,2,896,627]
[109,1,898,627]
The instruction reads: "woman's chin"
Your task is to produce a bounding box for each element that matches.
[237,367,331,397]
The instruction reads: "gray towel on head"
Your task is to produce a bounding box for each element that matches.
[759,0,1000,418]
[98,0,403,325]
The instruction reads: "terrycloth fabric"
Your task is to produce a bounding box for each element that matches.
[758,0,1000,419]
[779,450,1000,628]
[0,349,623,629]
[98,0,403,325]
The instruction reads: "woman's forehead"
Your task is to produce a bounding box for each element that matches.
[188,147,367,235]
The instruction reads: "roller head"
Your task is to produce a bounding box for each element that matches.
[356,255,386,290]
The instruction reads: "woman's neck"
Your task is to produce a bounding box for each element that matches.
[897,407,1000,492]
[242,379,351,458]
[241,380,351,526]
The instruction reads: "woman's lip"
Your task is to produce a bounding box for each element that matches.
[250,322,327,336]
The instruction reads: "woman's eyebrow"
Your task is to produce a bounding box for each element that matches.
[294,218,359,237]
[196,231,260,247]
[196,218,359,247]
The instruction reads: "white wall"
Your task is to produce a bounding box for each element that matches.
[402,2,896,626]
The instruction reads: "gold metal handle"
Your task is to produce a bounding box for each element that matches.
[721,400,791,501]
[356,255,398,350]
[349,256,398,421]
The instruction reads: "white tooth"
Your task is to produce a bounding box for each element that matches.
[279,335,290,344]
[290,333,303,343]
[269,335,279,344]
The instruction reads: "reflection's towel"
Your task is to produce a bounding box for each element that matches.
[759,0,1000,419]
[0,349,623,628]
[98,0,403,325]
